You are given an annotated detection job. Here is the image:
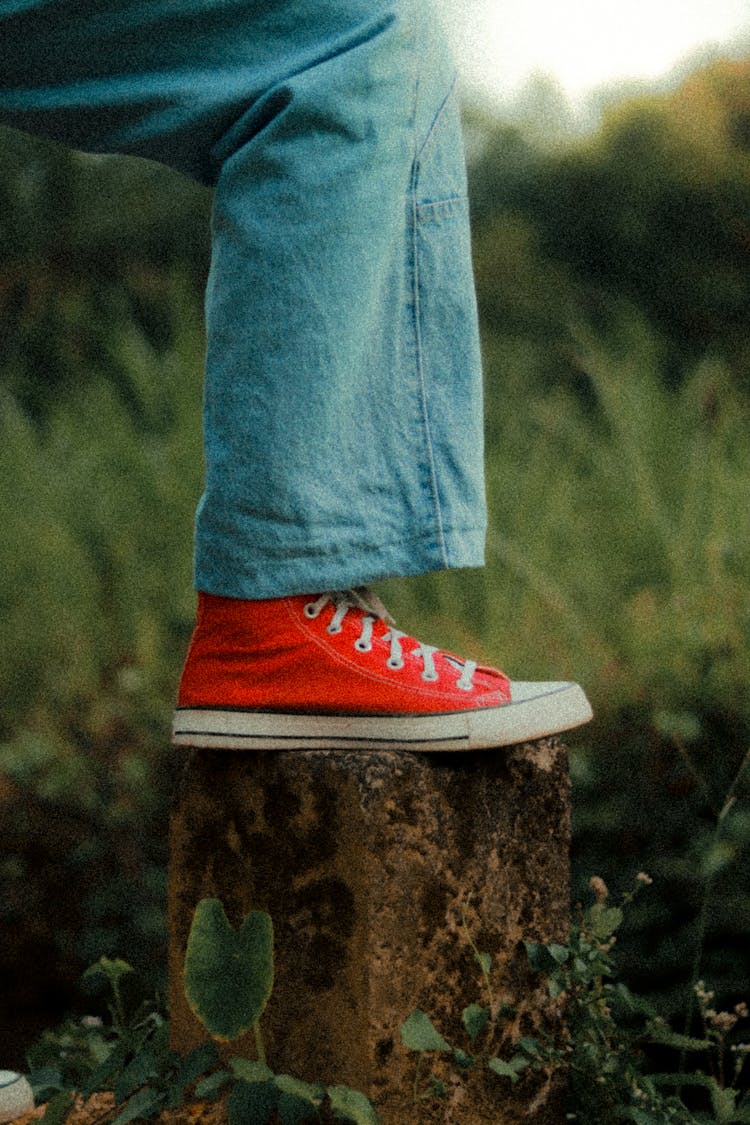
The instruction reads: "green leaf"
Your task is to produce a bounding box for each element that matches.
[228,1079,279,1125]
[28,1068,64,1099]
[273,1074,324,1124]
[649,1071,715,1091]
[184,899,274,1041]
[400,1010,451,1053]
[646,1022,712,1052]
[80,1039,130,1098]
[488,1055,530,1084]
[476,951,492,975]
[165,1076,189,1111]
[547,943,570,964]
[114,1047,159,1104]
[275,1073,325,1103]
[111,1086,163,1125]
[228,1057,274,1083]
[585,955,611,978]
[588,905,624,940]
[41,1091,75,1125]
[193,1070,233,1100]
[145,1019,170,1060]
[462,1003,489,1044]
[326,1085,380,1125]
[710,1083,738,1122]
[170,1041,220,1095]
[452,1049,475,1070]
[278,1092,320,1125]
[82,957,134,988]
[613,981,651,1015]
[524,941,562,975]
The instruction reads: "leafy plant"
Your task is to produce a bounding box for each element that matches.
[28,953,219,1125]
[183,898,378,1125]
[27,900,379,1125]
[401,877,750,1124]
[400,896,560,1105]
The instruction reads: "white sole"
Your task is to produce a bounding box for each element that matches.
[171,681,593,752]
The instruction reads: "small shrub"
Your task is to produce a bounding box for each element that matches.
[27,900,379,1125]
[401,876,750,1124]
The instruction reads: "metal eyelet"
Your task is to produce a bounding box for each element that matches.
[303,602,320,619]
[354,639,372,652]
[386,656,404,671]
[421,670,439,682]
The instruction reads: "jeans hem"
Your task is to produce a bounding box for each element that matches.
[194,524,486,599]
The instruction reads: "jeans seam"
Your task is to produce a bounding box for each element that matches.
[414,71,458,168]
[407,8,449,569]
[198,521,484,565]
[416,195,466,218]
[409,187,449,569]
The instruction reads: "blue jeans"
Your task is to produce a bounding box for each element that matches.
[0,0,486,598]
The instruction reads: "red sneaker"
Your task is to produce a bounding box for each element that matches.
[172,589,592,751]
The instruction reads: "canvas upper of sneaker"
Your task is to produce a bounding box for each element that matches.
[177,589,512,716]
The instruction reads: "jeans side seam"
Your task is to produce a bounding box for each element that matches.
[406,8,450,570]
[409,182,449,569]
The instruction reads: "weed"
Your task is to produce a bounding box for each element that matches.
[401,875,750,1123]
[27,900,378,1125]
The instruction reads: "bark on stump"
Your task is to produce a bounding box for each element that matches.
[168,741,571,1124]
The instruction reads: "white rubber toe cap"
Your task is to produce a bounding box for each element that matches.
[467,679,593,748]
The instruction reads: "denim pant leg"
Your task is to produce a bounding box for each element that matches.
[0,0,486,599]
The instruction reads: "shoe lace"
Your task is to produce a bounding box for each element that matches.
[302,589,477,691]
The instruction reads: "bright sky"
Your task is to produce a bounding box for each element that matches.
[439,0,750,109]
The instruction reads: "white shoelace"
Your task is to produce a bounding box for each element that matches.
[302,589,477,691]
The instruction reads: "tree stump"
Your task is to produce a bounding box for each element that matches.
[168,741,571,1123]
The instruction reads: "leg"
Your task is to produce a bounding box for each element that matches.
[198,7,488,597]
[0,0,592,746]
[0,0,487,598]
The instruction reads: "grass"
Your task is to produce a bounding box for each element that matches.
[384,312,750,729]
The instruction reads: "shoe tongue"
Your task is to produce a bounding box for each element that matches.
[348,587,396,625]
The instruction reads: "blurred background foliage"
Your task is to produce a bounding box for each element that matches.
[1,55,749,1080]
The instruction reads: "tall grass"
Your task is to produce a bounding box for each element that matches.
[386,315,750,728]
[0,288,204,733]
[0,295,205,1049]
[383,311,750,1017]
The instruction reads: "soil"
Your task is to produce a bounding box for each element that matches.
[10,1094,228,1125]
[9,1093,344,1124]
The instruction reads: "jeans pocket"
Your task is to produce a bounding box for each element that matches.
[413,74,468,206]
